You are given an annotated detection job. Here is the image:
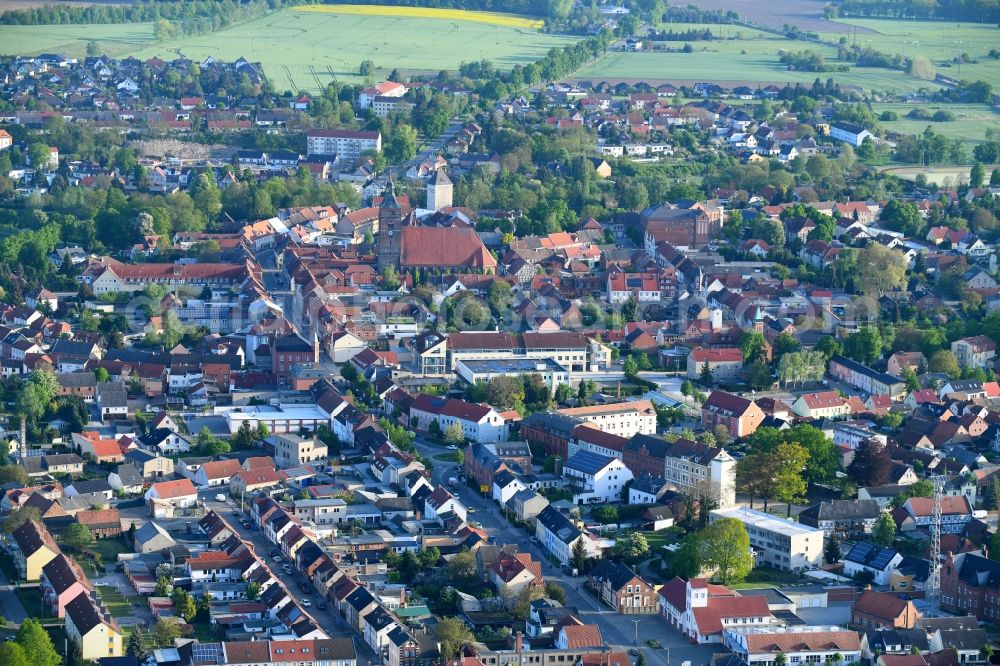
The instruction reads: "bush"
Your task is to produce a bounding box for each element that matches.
[879,111,898,121]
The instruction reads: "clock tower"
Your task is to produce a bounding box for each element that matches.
[377,179,402,273]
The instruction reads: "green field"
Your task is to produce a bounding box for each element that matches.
[574,50,925,93]
[823,19,1000,88]
[572,24,925,92]
[873,102,1000,145]
[0,8,580,92]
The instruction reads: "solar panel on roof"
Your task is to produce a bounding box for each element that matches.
[849,542,874,561]
[871,548,896,569]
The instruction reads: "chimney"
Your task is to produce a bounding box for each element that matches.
[515,631,523,654]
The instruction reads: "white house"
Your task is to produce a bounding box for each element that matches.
[562,451,633,504]
[830,122,873,147]
[724,626,861,665]
[534,505,601,567]
[842,542,902,585]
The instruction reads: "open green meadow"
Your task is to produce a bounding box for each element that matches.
[822,19,1000,88]
[0,8,580,92]
[872,102,1000,145]
[574,50,926,93]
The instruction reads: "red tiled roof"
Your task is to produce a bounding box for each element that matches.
[149,478,196,499]
[400,227,496,270]
[692,595,770,635]
[200,459,242,480]
[560,624,603,648]
[852,589,911,621]
[691,347,743,363]
[745,630,860,653]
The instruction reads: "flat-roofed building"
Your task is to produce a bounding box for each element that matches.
[456,358,571,396]
[711,507,823,572]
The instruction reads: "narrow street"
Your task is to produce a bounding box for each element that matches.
[413,438,721,666]
[199,491,378,665]
[0,561,29,627]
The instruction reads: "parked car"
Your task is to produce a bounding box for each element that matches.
[300,599,311,607]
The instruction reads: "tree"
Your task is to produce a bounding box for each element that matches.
[698,517,753,585]
[772,332,801,361]
[510,585,544,619]
[545,582,566,604]
[815,335,843,360]
[699,361,714,387]
[847,438,892,486]
[486,376,525,412]
[928,350,961,377]
[172,587,197,622]
[739,331,767,363]
[825,535,842,563]
[0,465,29,486]
[855,244,908,296]
[153,618,184,646]
[872,511,897,547]
[773,442,810,516]
[623,356,639,377]
[843,326,883,366]
[246,581,262,600]
[60,523,93,552]
[744,359,774,390]
[971,162,986,189]
[571,537,587,573]
[419,546,441,570]
[27,142,52,170]
[554,383,573,404]
[443,422,466,446]
[3,505,41,533]
[0,642,29,666]
[16,618,61,666]
[613,532,650,565]
[94,367,110,383]
[386,124,418,163]
[621,295,638,322]
[359,59,375,77]
[436,617,474,661]
[447,550,476,580]
[680,380,693,400]
[126,628,147,659]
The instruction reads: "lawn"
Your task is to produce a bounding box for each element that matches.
[821,19,1000,89]
[641,529,676,553]
[729,566,804,589]
[89,536,130,565]
[0,7,580,92]
[16,585,48,619]
[879,164,984,186]
[872,102,1000,145]
[95,584,139,618]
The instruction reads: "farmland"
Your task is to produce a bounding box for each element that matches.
[573,30,925,93]
[872,103,1000,146]
[0,7,579,91]
[293,4,543,29]
[822,19,1000,89]
[881,164,981,186]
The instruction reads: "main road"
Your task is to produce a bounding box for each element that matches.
[414,437,720,666]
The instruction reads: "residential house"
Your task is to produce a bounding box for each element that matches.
[799,500,881,540]
[65,591,123,660]
[701,391,765,439]
[41,553,93,618]
[687,348,744,382]
[951,336,997,370]
[489,552,543,597]
[588,560,657,613]
[11,519,60,580]
[842,542,903,585]
[534,505,600,567]
[851,590,921,630]
[792,391,851,419]
[562,451,633,504]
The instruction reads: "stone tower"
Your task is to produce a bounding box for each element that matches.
[377,179,402,273]
[426,169,453,212]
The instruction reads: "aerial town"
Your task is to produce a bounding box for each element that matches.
[1,2,1000,666]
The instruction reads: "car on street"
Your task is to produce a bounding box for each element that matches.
[272,555,282,563]
[300,599,311,607]
[629,649,640,657]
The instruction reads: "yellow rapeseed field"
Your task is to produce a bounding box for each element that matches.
[293,4,543,29]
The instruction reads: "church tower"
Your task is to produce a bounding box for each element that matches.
[426,169,453,212]
[377,179,402,273]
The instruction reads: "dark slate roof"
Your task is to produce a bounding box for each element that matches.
[799,499,881,523]
[956,552,1000,588]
